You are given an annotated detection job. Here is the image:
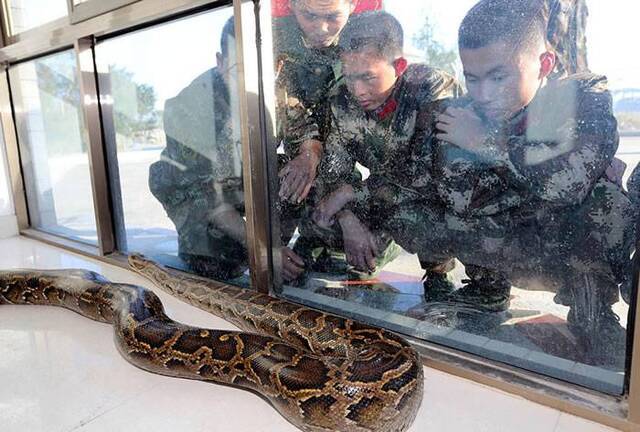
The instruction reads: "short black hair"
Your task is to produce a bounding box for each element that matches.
[459,0,547,53]
[338,11,403,62]
[220,17,235,59]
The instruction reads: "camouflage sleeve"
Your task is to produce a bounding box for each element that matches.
[350,71,460,212]
[316,121,357,194]
[320,122,405,216]
[357,175,426,218]
[363,107,442,212]
[545,0,589,77]
[363,71,462,208]
[148,137,222,212]
[276,59,323,156]
[350,149,429,216]
[485,78,618,207]
[413,68,463,105]
[273,20,321,155]
[320,69,460,212]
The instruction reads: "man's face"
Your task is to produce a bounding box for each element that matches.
[342,48,398,112]
[461,40,544,122]
[291,0,353,48]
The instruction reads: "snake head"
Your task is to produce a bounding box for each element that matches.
[128,254,151,274]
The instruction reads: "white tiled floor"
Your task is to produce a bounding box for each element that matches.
[0,236,619,432]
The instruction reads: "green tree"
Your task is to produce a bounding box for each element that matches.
[35,52,86,155]
[413,16,458,77]
[27,55,160,155]
[110,66,160,145]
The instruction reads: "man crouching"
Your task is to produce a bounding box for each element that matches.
[434,0,634,364]
[310,11,459,283]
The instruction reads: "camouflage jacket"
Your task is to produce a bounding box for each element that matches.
[318,64,459,216]
[149,68,244,256]
[434,74,619,218]
[273,16,342,155]
[545,0,589,78]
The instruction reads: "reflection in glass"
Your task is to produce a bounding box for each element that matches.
[5,0,68,35]
[10,50,97,244]
[95,8,250,284]
[269,0,634,395]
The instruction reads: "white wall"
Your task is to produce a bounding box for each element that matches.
[0,129,18,238]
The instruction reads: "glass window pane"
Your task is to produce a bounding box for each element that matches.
[95,8,250,285]
[5,0,68,35]
[10,49,97,244]
[267,0,634,395]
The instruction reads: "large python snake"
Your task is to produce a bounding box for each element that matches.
[0,255,423,432]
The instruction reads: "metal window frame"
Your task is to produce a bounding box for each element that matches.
[0,0,235,255]
[0,65,27,230]
[234,0,273,292]
[75,36,116,255]
[0,0,224,62]
[0,0,639,430]
[67,0,141,25]
[0,0,70,43]
[6,45,108,250]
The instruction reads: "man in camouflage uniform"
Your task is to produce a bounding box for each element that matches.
[274,0,383,163]
[544,0,589,78]
[310,11,459,279]
[150,18,306,282]
[274,0,402,279]
[273,0,350,162]
[414,0,595,309]
[272,0,353,265]
[625,164,640,306]
[428,0,633,363]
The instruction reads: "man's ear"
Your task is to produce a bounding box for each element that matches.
[393,57,408,77]
[539,51,556,79]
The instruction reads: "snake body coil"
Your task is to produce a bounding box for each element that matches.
[0,255,423,432]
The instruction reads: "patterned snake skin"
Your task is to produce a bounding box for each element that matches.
[0,255,423,432]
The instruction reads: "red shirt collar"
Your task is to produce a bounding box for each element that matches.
[373,98,398,121]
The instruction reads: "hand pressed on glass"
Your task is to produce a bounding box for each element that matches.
[278,139,323,203]
[337,210,380,272]
[281,247,305,281]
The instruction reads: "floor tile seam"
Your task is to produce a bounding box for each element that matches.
[63,382,163,432]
